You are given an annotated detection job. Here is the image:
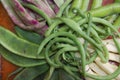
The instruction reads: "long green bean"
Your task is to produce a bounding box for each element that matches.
[22,3,52,25]
[113,15,120,29]
[45,20,62,37]
[92,17,120,37]
[69,0,82,17]
[80,0,90,12]
[44,67,55,80]
[39,32,86,76]
[56,18,102,50]
[91,0,103,9]
[38,32,80,55]
[86,34,120,80]
[56,0,72,17]
[54,43,98,65]
[44,38,75,68]
[63,66,81,80]
[54,46,86,76]
[78,17,120,37]
[88,3,120,17]
[83,13,92,59]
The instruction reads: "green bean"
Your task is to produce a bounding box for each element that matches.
[113,36,120,54]
[46,18,105,56]
[57,18,102,51]
[22,3,52,25]
[64,5,71,18]
[105,14,118,23]
[77,9,86,18]
[54,45,77,66]
[55,43,97,65]
[70,0,82,12]
[38,32,86,76]
[46,18,107,56]
[83,13,92,59]
[113,15,120,29]
[72,9,86,21]
[91,0,103,9]
[96,49,107,62]
[65,65,79,72]
[90,24,102,38]
[69,0,82,17]
[45,20,62,37]
[53,44,75,51]
[92,17,120,37]
[80,0,89,12]
[56,0,72,17]
[0,27,45,59]
[86,52,97,64]
[62,51,77,65]
[88,3,120,17]
[0,45,46,67]
[93,37,109,62]
[38,32,80,55]
[86,35,120,80]
[78,17,120,37]
[44,67,55,80]
[14,64,49,80]
[83,17,108,62]
[85,18,109,62]
[91,23,106,35]
[44,38,75,68]
[44,34,83,68]
[77,18,87,25]
[58,26,69,32]
[63,66,81,80]
[91,32,109,62]
[54,46,86,76]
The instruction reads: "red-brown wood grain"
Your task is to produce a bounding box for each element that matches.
[0,3,18,80]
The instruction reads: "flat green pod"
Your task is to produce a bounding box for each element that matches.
[15,26,44,44]
[14,64,49,80]
[0,26,44,59]
[0,45,46,67]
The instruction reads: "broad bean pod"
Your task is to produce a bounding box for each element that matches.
[0,45,46,67]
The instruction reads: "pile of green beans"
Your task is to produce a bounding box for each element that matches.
[1,0,120,80]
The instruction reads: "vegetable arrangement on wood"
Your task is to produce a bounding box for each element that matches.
[1,0,120,80]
